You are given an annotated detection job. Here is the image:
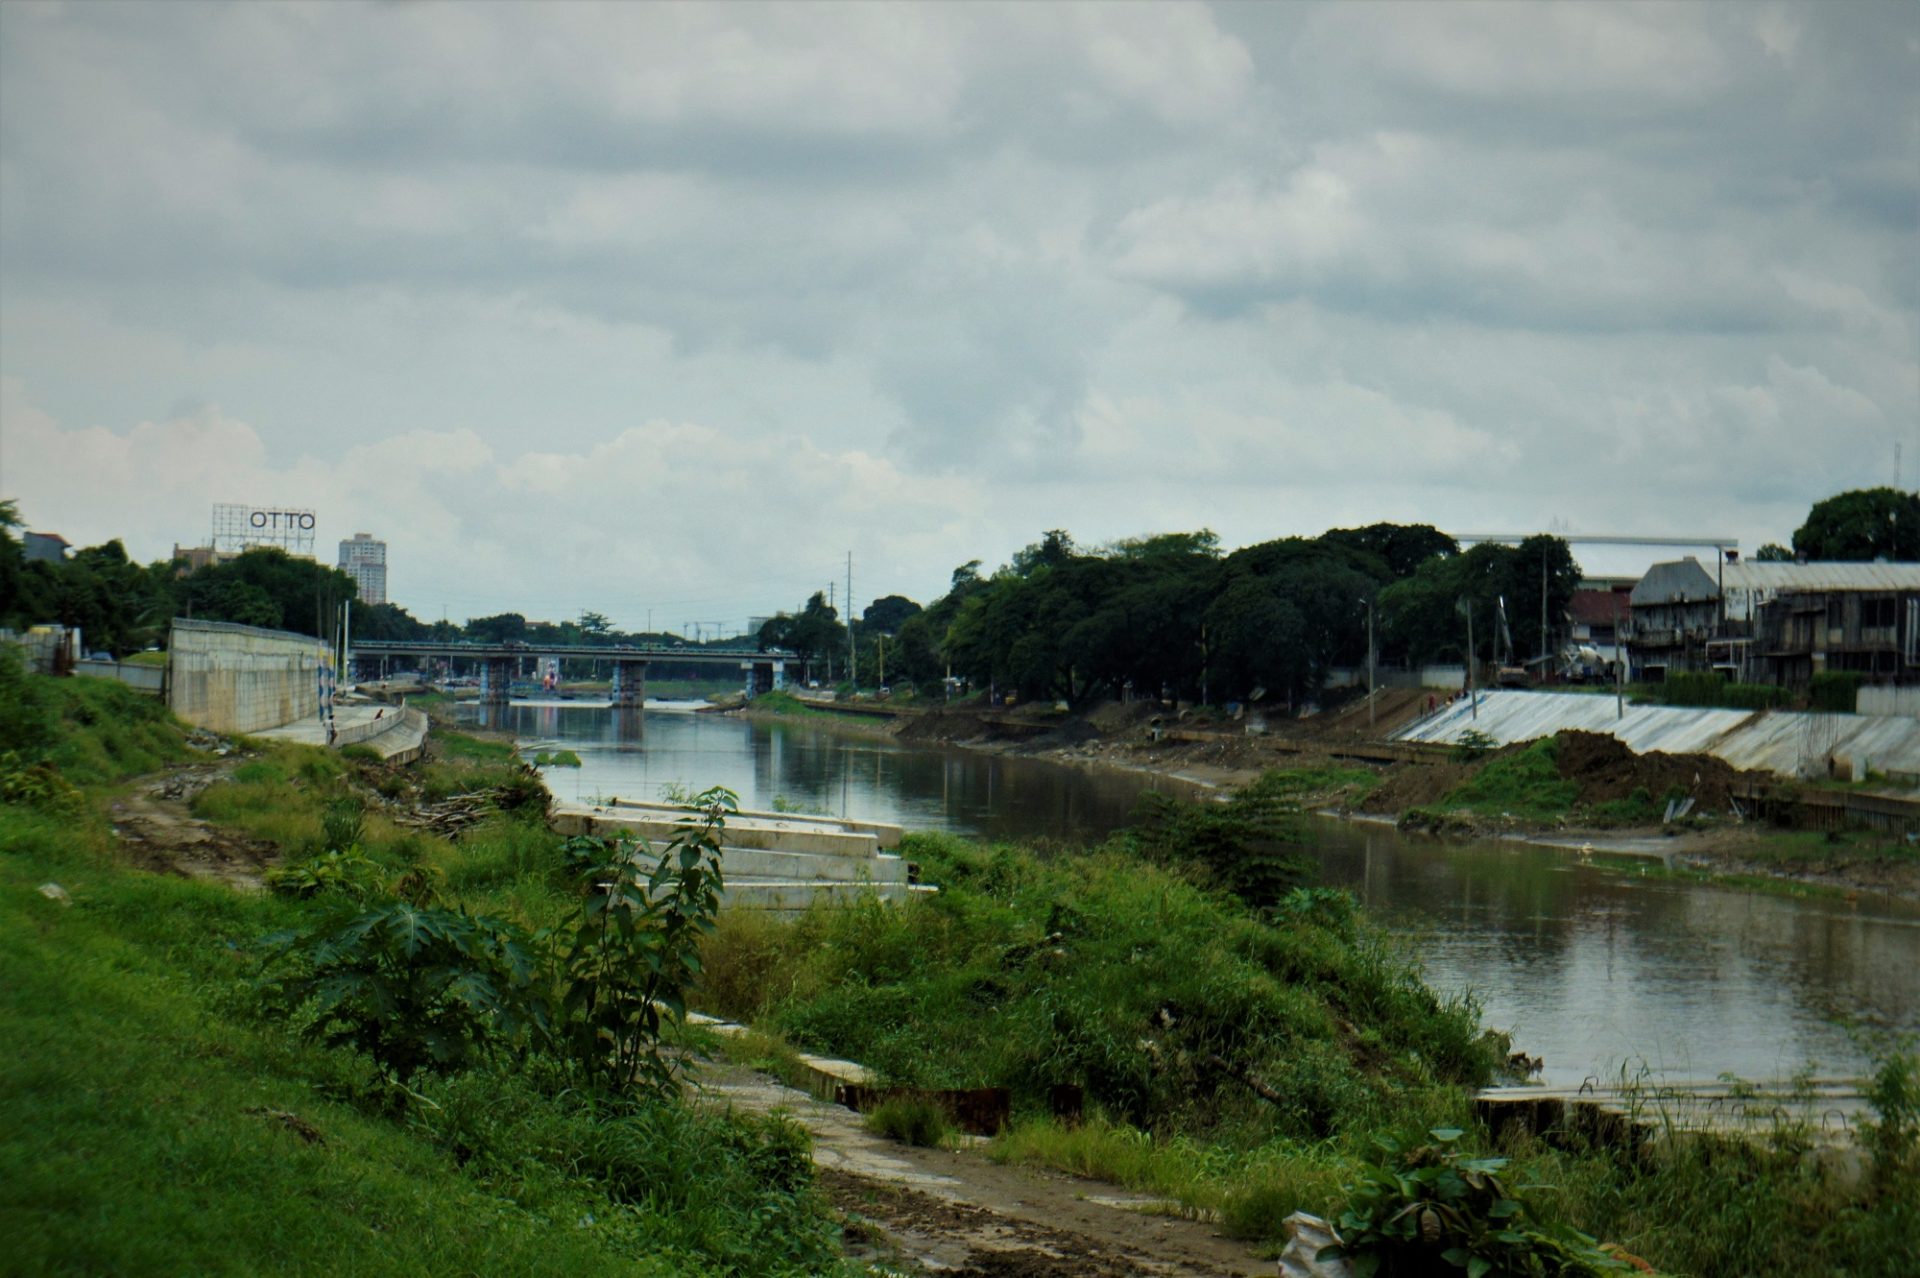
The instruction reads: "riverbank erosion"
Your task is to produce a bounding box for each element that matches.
[862,692,1920,901]
[6,649,1916,1277]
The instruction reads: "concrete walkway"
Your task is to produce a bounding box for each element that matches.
[255,702,428,763]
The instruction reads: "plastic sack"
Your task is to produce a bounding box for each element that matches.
[1276,1212,1353,1278]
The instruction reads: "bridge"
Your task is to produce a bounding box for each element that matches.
[347,640,794,706]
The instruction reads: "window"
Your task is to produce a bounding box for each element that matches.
[1861,597,1897,629]
[1827,598,1846,629]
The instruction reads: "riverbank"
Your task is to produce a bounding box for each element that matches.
[8,656,1916,1276]
[876,699,1920,903]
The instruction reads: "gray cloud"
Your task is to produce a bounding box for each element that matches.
[1,1,1914,614]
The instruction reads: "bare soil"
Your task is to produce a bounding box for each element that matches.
[1553,730,1762,812]
[108,759,280,891]
[702,1063,1270,1276]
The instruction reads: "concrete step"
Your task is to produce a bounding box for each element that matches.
[717,847,910,884]
[603,798,903,850]
[717,879,932,910]
[553,804,881,858]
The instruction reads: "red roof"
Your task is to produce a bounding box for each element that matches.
[1568,588,1630,626]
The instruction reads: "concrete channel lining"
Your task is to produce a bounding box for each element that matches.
[1394,689,1920,781]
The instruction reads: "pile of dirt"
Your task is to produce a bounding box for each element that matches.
[1554,730,1761,812]
[895,711,1051,745]
[1358,758,1479,814]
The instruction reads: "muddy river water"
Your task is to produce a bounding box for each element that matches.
[480,701,1920,1088]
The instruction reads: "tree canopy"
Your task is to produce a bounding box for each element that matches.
[1791,488,1919,561]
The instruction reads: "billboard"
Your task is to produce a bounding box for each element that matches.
[212,503,318,557]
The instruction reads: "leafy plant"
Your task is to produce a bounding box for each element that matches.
[1451,729,1500,763]
[1123,771,1314,908]
[261,902,545,1083]
[1323,1129,1625,1277]
[320,795,365,852]
[554,786,735,1093]
[264,848,385,901]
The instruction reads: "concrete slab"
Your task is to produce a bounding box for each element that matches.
[603,797,904,849]
[716,847,910,884]
[552,803,882,858]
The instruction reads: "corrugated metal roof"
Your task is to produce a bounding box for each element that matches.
[1722,561,1920,592]
[1393,690,1920,779]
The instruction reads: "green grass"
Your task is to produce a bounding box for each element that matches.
[863,1096,956,1148]
[1436,738,1579,821]
[436,729,517,762]
[695,831,1504,1243]
[1257,763,1381,806]
[122,649,170,667]
[748,690,828,717]
[533,749,583,768]
[0,662,859,1277]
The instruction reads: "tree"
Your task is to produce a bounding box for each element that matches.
[1204,578,1308,701]
[1321,523,1459,580]
[1792,488,1920,561]
[861,595,922,635]
[758,592,844,676]
[1502,534,1580,663]
[181,547,359,638]
[577,610,613,638]
[466,612,529,644]
[1754,543,1795,562]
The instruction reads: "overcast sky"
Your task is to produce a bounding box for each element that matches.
[2,1,1915,632]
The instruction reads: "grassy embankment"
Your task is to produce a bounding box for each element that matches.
[1402,734,1917,864]
[698,763,1918,1275]
[0,654,855,1277]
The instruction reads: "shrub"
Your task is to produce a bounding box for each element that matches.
[1809,671,1864,714]
[554,787,735,1094]
[260,902,546,1082]
[1324,1128,1624,1277]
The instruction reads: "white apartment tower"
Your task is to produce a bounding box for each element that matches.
[338,532,388,605]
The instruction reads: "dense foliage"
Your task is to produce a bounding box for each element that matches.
[759,525,1590,705]
[697,828,1507,1139]
[1792,487,1920,562]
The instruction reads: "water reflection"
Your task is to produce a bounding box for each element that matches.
[477,703,1920,1087]
[1310,823,1920,1085]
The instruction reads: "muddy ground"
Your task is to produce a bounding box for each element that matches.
[702,1062,1270,1277]
[109,758,280,891]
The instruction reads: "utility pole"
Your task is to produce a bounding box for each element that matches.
[1540,543,1549,676]
[1615,594,1626,720]
[1465,598,1478,721]
[846,552,856,688]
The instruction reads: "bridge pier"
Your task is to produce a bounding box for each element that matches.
[480,656,513,706]
[744,659,783,696]
[612,659,648,708]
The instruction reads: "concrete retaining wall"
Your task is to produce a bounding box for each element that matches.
[168,618,331,734]
[74,658,166,694]
[1859,687,1920,719]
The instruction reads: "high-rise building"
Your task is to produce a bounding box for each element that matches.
[338,533,388,605]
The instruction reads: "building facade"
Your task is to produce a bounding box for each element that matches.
[337,533,388,606]
[1629,556,1920,686]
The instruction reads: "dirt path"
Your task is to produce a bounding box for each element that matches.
[700,1064,1270,1276]
[108,758,279,891]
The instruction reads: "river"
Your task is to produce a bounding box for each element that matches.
[480,700,1920,1088]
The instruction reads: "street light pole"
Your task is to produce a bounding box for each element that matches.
[1361,597,1375,729]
